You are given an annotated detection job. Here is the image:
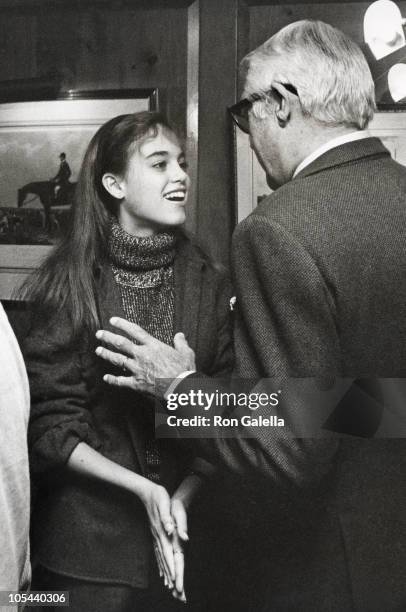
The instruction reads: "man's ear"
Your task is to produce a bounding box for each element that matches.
[271,81,293,125]
[102,173,125,200]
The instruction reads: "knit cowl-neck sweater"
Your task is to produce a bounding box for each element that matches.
[108,220,177,482]
[108,220,176,345]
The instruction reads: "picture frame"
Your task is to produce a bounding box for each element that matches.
[233,109,406,223]
[0,88,158,299]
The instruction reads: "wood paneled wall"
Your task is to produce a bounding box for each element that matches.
[248,2,371,50]
[0,4,188,132]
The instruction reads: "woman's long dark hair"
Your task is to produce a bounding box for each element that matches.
[21,111,174,339]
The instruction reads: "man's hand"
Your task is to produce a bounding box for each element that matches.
[95,317,196,397]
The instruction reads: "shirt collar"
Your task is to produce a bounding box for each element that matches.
[293,131,371,178]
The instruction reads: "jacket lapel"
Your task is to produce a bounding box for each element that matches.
[97,264,150,475]
[97,264,126,334]
[173,236,204,353]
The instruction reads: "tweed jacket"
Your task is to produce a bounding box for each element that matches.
[24,236,233,588]
[177,138,406,611]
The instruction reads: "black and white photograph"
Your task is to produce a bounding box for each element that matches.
[1,1,406,612]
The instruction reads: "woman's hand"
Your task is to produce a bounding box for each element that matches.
[168,497,188,603]
[139,482,188,602]
[171,496,189,543]
[138,481,177,588]
[171,531,187,603]
[67,443,192,601]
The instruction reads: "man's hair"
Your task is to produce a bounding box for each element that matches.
[242,20,375,129]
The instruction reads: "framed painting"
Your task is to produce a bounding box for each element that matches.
[0,88,158,299]
[233,109,406,224]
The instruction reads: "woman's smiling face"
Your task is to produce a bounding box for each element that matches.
[115,125,190,236]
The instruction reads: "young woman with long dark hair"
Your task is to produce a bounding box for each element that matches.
[22,112,232,612]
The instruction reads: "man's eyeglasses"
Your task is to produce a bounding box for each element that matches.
[228,83,298,134]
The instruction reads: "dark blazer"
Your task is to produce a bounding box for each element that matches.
[178,138,406,611]
[24,236,233,588]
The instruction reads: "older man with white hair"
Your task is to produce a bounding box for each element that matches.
[96,20,406,611]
